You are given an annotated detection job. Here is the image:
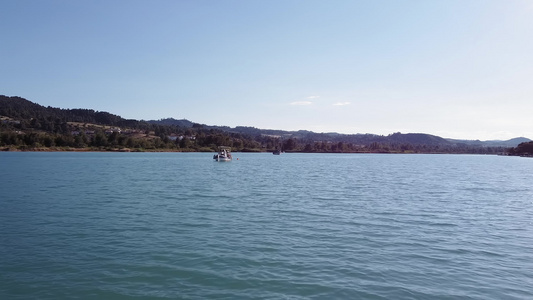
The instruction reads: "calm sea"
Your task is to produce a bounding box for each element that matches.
[1,152,532,299]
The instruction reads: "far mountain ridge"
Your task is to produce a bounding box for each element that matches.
[149,118,529,147]
[1,95,529,152]
[445,137,532,148]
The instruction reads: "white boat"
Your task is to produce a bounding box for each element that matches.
[213,146,232,162]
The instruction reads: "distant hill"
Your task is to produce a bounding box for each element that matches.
[0,95,142,128]
[1,95,528,153]
[149,118,528,148]
[148,118,195,128]
[446,137,531,148]
[387,132,451,145]
[508,141,533,156]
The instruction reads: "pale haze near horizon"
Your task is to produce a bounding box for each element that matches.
[1,0,532,141]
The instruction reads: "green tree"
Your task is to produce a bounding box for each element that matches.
[93,131,108,147]
[108,131,119,146]
[283,138,297,151]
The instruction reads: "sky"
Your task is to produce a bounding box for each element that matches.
[1,0,532,140]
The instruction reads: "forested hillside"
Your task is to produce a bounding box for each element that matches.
[508,141,533,157]
[0,95,516,154]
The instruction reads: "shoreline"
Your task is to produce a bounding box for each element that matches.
[0,147,509,155]
[1,147,185,153]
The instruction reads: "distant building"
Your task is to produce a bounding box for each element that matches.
[105,127,121,134]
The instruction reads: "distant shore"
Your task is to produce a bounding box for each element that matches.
[1,146,512,155]
[1,147,182,153]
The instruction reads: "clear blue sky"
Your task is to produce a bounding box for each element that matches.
[2,0,532,140]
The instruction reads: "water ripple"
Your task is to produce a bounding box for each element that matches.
[1,153,532,299]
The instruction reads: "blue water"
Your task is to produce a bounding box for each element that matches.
[1,152,532,299]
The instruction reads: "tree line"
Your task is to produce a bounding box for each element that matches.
[507,141,533,156]
[0,95,509,154]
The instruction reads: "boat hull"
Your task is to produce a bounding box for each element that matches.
[214,156,232,162]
